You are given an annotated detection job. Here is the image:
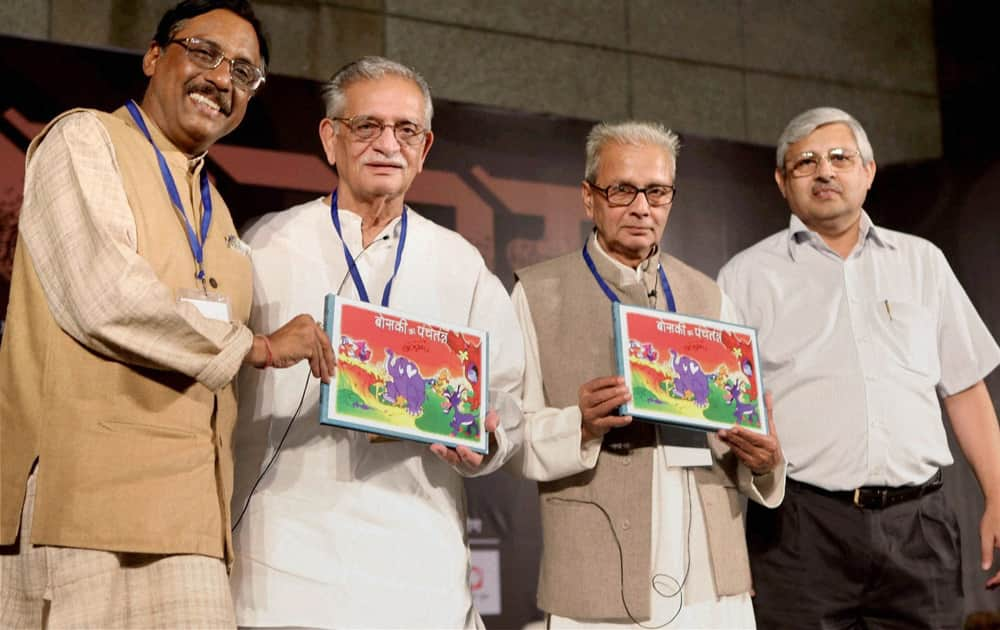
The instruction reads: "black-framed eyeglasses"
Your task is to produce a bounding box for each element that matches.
[168,37,266,92]
[332,116,428,146]
[586,181,676,207]
[785,147,860,178]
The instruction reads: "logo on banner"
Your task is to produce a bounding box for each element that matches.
[470,549,501,616]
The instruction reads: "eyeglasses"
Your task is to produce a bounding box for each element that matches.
[168,37,266,92]
[785,148,860,178]
[333,116,427,146]
[586,181,676,207]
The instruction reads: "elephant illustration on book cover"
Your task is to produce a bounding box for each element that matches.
[617,305,766,435]
[323,296,489,452]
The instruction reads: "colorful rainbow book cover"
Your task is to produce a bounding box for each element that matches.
[320,294,490,453]
[612,303,769,435]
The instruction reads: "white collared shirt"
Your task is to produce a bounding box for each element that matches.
[718,211,1000,489]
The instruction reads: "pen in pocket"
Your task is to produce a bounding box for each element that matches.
[884,299,893,320]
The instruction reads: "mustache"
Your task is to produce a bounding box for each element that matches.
[361,155,407,168]
[186,81,231,116]
[812,183,842,194]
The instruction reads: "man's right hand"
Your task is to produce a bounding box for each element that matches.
[246,314,335,382]
[578,376,633,444]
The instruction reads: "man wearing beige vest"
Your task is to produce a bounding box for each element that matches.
[0,1,333,627]
[511,121,785,628]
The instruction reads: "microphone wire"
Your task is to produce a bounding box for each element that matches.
[543,467,693,628]
[232,231,392,532]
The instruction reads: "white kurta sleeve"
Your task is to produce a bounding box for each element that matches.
[456,264,526,477]
[506,282,601,482]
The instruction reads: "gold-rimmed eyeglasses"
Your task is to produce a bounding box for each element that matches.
[785,148,860,178]
[333,115,428,146]
[168,37,266,92]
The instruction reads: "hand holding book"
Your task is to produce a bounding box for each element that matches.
[577,375,633,445]
[431,410,499,468]
[718,392,782,474]
[246,313,335,382]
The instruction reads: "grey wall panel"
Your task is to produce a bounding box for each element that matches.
[386,0,627,48]
[385,16,630,122]
[742,0,937,94]
[630,54,745,140]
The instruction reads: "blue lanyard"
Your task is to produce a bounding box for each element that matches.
[329,189,408,307]
[582,238,676,312]
[125,100,212,286]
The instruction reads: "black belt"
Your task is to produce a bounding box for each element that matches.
[791,470,943,509]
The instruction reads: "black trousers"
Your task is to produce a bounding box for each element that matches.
[747,478,963,630]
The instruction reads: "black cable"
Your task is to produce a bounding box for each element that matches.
[545,468,693,629]
[334,233,390,296]
[649,469,693,613]
[232,371,310,531]
[232,231,392,532]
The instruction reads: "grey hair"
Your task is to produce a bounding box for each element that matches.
[320,56,433,129]
[585,121,680,182]
[775,107,874,169]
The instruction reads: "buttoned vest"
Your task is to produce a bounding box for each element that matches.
[517,239,752,620]
[0,107,251,562]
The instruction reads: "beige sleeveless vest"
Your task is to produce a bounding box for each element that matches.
[0,106,251,562]
[518,238,752,620]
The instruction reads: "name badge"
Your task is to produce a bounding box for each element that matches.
[663,446,712,468]
[177,288,232,322]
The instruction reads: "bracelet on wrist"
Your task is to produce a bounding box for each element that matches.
[255,334,273,369]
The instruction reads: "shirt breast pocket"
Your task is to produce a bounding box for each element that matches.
[874,300,938,378]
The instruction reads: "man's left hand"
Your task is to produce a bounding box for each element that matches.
[718,392,782,475]
[430,410,498,469]
[981,499,1000,589]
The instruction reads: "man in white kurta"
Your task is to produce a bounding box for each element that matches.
[229,57,524,630]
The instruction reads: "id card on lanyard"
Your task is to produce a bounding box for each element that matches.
[177,287,231,322]
[125,100,232,322]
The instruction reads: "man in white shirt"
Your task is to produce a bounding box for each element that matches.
[229,56,525,630]
[512,120,784,628]
[718,107,1000,629]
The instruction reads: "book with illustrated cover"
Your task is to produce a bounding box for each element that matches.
[613,303,769,435]
[319,294,490,453]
